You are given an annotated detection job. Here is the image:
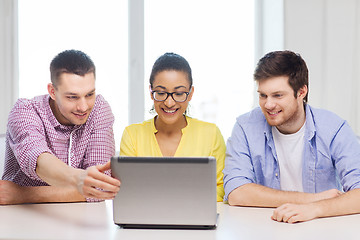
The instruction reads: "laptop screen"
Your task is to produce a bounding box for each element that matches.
[111,156,217,229]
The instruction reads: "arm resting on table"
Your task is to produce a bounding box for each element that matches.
[272,188,360,223]
[228,183,341,208]
[0,180,85,204]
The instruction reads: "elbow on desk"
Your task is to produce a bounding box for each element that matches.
[227,185,253,207]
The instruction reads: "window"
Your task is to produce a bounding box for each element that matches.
[18,0,128,150]
[18,0,255,149]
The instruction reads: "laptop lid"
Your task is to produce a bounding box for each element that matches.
[111,156,217,229]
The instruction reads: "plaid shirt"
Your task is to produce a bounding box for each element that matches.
[2,94,115,189]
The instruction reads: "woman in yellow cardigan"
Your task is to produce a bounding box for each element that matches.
[120,52,226,202]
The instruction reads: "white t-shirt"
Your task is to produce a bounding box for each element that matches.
[272,122,306,192]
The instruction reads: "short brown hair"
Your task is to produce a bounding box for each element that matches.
[50,50,95,87]
[254,50,309,102]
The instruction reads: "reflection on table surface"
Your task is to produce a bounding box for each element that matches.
[0,201,359,240]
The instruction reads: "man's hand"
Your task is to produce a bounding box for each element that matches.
[76,161,121,200]
[272,189,343,223]
[0,180,25,205]
[271,203,322,223]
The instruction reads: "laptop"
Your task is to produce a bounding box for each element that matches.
[111,156,217,229]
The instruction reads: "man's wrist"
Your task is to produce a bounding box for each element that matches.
[309,201,324,219]
[70,168,86,194]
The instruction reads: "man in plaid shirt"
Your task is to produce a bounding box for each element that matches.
[0,50,120,204]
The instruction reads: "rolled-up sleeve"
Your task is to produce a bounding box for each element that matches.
[330,121,360,191]
[7,100,52,182]
[223,120,255,201]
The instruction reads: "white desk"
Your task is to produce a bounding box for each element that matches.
[0,201,359,240]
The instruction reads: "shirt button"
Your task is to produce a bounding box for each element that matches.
[275,173,278,177]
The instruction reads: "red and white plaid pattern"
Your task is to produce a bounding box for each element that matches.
[2,94,115,188]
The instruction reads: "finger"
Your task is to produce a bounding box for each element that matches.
[83,186,117,200]
[282,211,297,223]
[271,211,277,221]
[97,161,111,172]
[287,214,301,224]
[276,212,285,222]
[272,210,283,222]
[272,205,287,222]
[88,166,121,187]
[84,177,120,193]
[273,207,295,222]
[88,189,117,200]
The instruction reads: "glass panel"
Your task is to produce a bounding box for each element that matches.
[18,0,128,150]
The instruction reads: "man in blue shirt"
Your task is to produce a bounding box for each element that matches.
[223,50,360,223]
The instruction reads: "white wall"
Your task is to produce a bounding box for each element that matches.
[283,0,360,134]
[0,0,18,134]
[128,0,145,125]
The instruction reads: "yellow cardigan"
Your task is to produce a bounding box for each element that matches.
[120,116,226,202]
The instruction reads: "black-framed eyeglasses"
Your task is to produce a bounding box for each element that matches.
[151,91,190,102]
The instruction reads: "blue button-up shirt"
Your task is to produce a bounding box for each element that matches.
[223,104,360,201]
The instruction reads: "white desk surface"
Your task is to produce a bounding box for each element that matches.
[0,201,359,240]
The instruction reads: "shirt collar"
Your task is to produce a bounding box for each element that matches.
[45,95,61,128]
[151,117,158,134]
[304,104,316,141]
[181,116,191,134]
[151,115,191,134]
